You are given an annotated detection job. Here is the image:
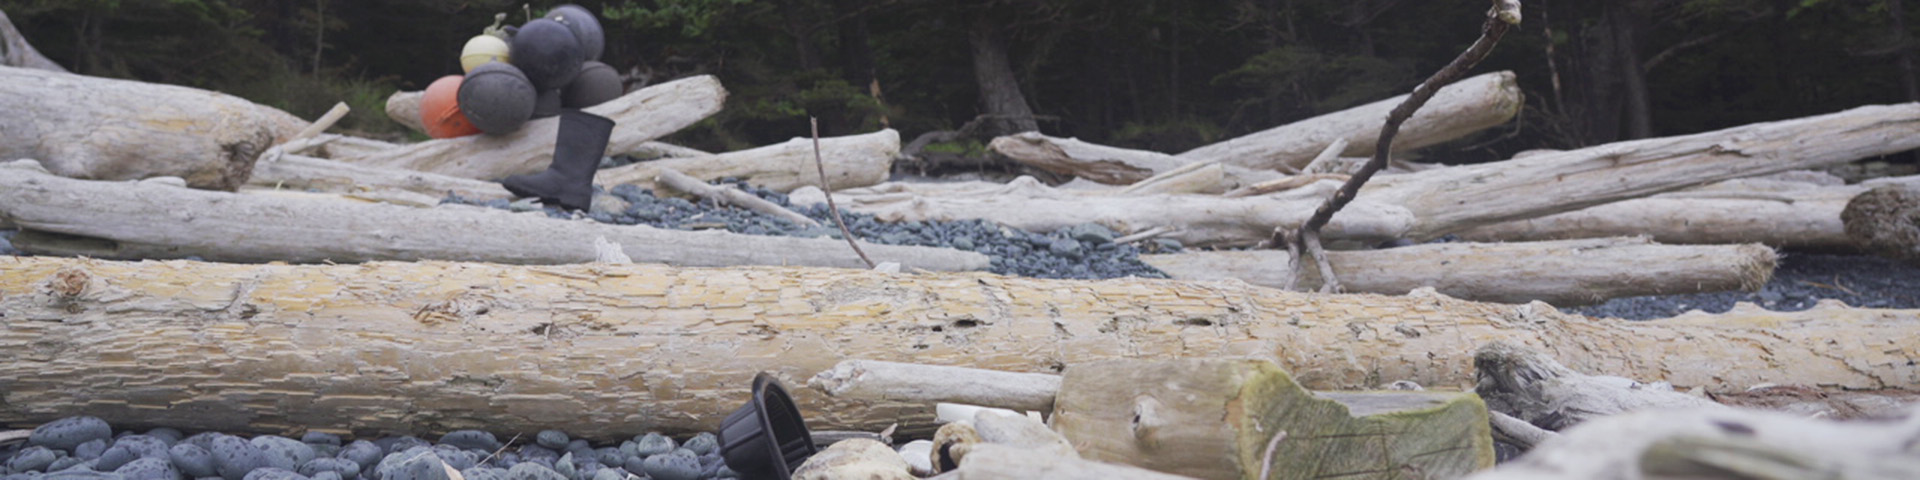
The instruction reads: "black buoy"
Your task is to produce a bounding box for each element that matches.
[510,18,585,91]
[545,4,605,62]
[563,61,623,109]
[717,373,818,480]
[457,61,537,135]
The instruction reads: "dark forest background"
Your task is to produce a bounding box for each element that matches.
[4,0,1916,164]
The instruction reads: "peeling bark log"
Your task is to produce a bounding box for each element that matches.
[1457,175,1920,250]
[0,256,1913,438]
[0,9,65,72]
[1843,182,1920,264]
[0,162,987,270]
[1176,71,1522,172]
[335,75,726,180]
[0,66,307,190]
[596,130,898,193]
[805,104,1920,246]
[1140,238,1776,306]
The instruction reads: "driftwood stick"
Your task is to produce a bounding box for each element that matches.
[248,154,514,201]
[808,360,1062,414]
[654,168,820,227]
[1488,411,1556,451]
[1299,138,1351,174]
[292,102,352,142]
[1115,161,1226,195]
[1221,173,1350,198]
[595,129,898,193]
[813,118,876,269]
[0,8,65,72]
[1291,0,1519,293]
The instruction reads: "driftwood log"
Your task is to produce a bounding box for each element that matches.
[987,133,1283,187]
[803,103,1920,247]
[0,161,986,270]
[249,153,514,201]
[1140,237,1776,306]
[0,66,307,190]
[0,256,1913,438]
[1176,71,1521,172]
[0,8,63,72]
[1464,406,1920,480]
[383,89,712,161]
[1458,174,1920,250]
[334,75,726,180]
[1473,341,1725,433]
[595,129,898,193]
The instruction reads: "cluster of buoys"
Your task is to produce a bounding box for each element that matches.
[420,5,622,138]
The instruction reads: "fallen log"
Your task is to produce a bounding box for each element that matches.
[383,89,712,160]
[1139,237,1776,306]
[654,168,819,227]
[986,133,1282,187]
[1456,174,1920,250]
[0,8,64,72]
[249,154,514,201]
[804,103,1920,247]
[595,129,898,193]
[1176,71,1522,172]
[1463,407,1920,480]
[334,75,725,180]
[0,256,1913,438]
[0,161,987,270]
[0,66,307,190]
[1473,341,1725,433]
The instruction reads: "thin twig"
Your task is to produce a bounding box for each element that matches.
[813,117,877,269]
[477,432,522,466]
[1287,0,1520,293]
[1257,431,1288,480]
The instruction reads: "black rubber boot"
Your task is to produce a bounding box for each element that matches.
[500,110,613,211]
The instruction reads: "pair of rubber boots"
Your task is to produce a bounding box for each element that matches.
[500,110,614,211]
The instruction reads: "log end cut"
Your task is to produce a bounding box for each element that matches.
[1842,183,1920,265]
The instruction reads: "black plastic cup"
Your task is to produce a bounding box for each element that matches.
[718,373,818,480]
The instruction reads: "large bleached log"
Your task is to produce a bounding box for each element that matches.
[808,103,1920,247]
[596,129,898,193]
[335,75,726,180]
[1,8,64,72]
[0,66,307,190]
[1456,175,1920,250]
[383,89,713,160]
[0,161,987,270]
[1139,237,1776,305]
[1176,71,1522,171]
[0,256,1913,438]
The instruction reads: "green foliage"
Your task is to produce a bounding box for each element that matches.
[1213,45,1414,119]
[1110,118,1225,153]
[603,0,754,37]
[921,140,987,157]
[224,65,408,139]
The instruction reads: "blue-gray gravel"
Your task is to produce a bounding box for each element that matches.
[443,180,1178,280]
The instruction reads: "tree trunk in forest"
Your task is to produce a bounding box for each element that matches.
[1609,1,1653,140]
[967,7,1039,136]
[833,0,876,92]
[778,0,824,71]
[1894,0,1919,102]
[0,256,1914,438]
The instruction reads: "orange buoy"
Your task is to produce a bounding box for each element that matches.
[421,75,482,138]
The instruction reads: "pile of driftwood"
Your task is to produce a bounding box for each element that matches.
[5,8,1920,479]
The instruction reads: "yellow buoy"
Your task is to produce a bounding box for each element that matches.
[460,35,511,73]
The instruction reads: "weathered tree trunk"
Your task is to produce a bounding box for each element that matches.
[382,90,711,161]
[335,75,726,180]
[1139,237,1776,306]
[965,6,1039,136]
[595,130,898,193]
[0,66,307,190]
[1454,175,1883,250]
[1176,71,1522,172]
[0,161,986,270]
[0,8,65,72]
[811,104,1920,246]
[0,256,1913,438]
[1473,341,1725,433]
